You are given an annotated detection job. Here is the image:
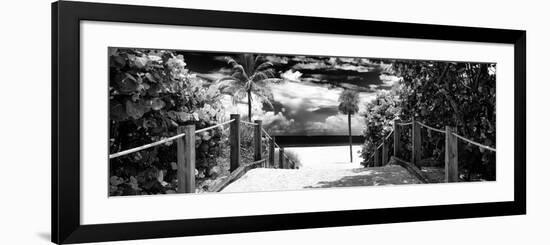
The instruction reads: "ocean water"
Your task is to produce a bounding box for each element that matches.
[285,145,364,170]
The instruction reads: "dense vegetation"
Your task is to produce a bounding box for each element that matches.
[108,49,304,195]
[108,47,496,196]
[360,61,496,181]
[360,90,402,162]
[108,48,228,195]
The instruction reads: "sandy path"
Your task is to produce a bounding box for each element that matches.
[221,165,422,193]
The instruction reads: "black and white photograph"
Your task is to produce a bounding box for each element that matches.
[108,47,497,196]
[1,0,540,244]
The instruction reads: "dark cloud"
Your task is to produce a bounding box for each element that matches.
[177,51,399,136]
[311,106,339,115]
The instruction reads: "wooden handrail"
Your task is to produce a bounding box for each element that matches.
[452,133,496,152]
[110,113,298,194]
[109,119,234,159]
[368,119,496,182]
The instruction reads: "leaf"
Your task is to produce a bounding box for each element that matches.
[145,73,157,83]
[133,56,148,68]
[109,176,124,186]
[125,100,147,119]
[110,101,128,121]
[112,55,125,67]
[108,48,118,57]
[116,73,139,93]
[201,132,211,141]
[128,176,140,191]
[175,111,192,122]
[149,98,165,110]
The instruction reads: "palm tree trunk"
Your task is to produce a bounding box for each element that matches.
[247,90,252,122]
[348,113,352,162]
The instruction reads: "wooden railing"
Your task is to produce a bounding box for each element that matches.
[367,119,496,182]
[109,114,297,193]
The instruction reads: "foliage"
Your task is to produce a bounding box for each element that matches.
[338,90,360,115]
[395,61,496,180]
[360,91,401,166]
[215,54,283,121]
[361,61,496,181]
[108,48,227,196]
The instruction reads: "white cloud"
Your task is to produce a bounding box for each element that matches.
[253,110,293,127]
[306,114,363,135]
[219,93,296,129]
[218,80,375,135]
[269,81,341,114]
[281,70,302,82]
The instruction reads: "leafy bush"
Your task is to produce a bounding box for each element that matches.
[360,90,401,166]
[108,48,227,196]
[361,61,496,181]
[394,61,496,181]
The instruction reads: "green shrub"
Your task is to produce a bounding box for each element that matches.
[108,48,226,196]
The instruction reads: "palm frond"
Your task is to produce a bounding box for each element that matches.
[338,90,360,114]
[256,78,283,87]
[244,80,254,91]
[220,86,247,105]
[253,55,264,67]
[250,71,268,82]
[251,69,278,82]
[232,87,248,104]
[255,61,274,72]
[215,76,239,86]
[231,70,248,82]
[238,54,256,75]
[252,85,275,109]
[224,56,239,67]
[214,76,241,94]
[225,56,248,79]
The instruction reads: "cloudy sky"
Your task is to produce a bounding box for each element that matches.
[180,51,400,136]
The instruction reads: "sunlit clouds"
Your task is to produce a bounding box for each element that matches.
[218,75,397,136]
[184,52,401,136]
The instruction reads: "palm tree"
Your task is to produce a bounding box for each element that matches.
[216,54,282,121]
[338,90,360,162]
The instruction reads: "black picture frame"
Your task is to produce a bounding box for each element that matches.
[52,1,526,244]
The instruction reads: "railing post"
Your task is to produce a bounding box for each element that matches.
[177,125,195,193]
[279,147,285,169]
[230,114,240,172]
[445,126,458,182]
[269,137,275,168]
[253,120,262,162]
[382,140,389,165]
[394,120,401,158]
[412,119,422,165]
[374,147,380,167]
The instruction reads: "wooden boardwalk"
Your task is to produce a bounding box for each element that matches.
[110,114,494,193]
[222,165,422,193]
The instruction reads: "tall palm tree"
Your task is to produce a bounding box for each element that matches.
[216,54,282,121]
[338,90,360,162]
